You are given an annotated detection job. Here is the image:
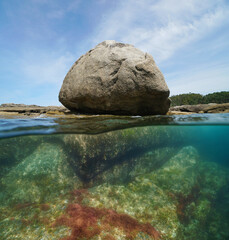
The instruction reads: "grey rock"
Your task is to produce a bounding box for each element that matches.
[170,103,229,113]
[0,103,40,108]
[0,103,69,117]
[59,40,170,115]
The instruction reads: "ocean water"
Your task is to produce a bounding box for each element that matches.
[0,113,229,240]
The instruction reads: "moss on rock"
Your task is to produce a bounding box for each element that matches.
[1,142,80,204]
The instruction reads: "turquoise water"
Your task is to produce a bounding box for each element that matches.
[0,113,229,240]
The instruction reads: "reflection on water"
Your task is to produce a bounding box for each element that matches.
[0,114,229,240]
[0,113,229,138]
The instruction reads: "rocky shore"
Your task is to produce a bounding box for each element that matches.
[0,103,69,118]
[0,102,228,118]
[170,103,229,114]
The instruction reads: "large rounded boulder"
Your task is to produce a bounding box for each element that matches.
[59,40,170,115]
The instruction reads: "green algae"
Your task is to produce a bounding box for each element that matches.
[1,142,80,205]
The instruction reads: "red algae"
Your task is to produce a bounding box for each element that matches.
[21,218,31,225]
[70,188,89,203]
[12,202,51,227]
[53,203,162,240]
[39,203,50,211]
[14,202,50,211]
[102,234,116,240]
[176,184,200,223]
[40,217,50,225]
[14,202,35,210]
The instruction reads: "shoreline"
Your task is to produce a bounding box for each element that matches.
[0,102,229,119]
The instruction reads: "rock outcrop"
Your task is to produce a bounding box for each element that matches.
[59,40,170,115]
[1,103,228,119]
[0,103,69,117]
[170,103,229,114]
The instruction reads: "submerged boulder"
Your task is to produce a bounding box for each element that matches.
[63,126,186,185]
[1,142,80,204]
[59,40,170,115]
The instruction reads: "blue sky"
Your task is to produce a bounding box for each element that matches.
[0,0,228,106]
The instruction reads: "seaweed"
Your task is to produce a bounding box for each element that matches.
[53,188,162,240]
[14,202,50,211]
[53,203,161,240]
[176,184,200,224]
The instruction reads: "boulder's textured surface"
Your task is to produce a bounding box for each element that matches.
[59,40,170,115]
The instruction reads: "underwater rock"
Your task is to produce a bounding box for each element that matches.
[85,146,229,240]
[63,126,186,185]
[184,161,229,239]
[149,146,200,195]
[147,146,229,239]
[0,128,187,201]
[1,142,229,240]
[53,202,162,240]
[0,136,42,178]
[93,146,179,185]
[87,182,179,240]
[59,40,170,115]
[1,142,80,204]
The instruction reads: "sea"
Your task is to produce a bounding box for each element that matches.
[0,113,229,240]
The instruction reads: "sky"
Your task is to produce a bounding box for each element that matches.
[0,0,228,106]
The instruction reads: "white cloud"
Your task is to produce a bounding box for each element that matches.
[22,51,75,85]
[90,0,229,95]
[168,63,229,95]
[92,0,229,63]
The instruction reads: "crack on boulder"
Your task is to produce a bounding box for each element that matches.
[109,58,126,86]
[111,76,119,85]
[110,68,119,77]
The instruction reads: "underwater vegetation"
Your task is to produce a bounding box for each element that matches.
[0,125,229,239]
[63,126,187,185]
[54,203,161,240]
[53,188,161,240]
[175,183,200,224]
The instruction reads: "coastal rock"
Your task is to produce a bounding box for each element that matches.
[170,103,229,113]
[1,102,228,119]
[59,40,170,115]
[0,103,68,117]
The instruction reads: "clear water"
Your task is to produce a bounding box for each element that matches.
[0,113,229,240]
